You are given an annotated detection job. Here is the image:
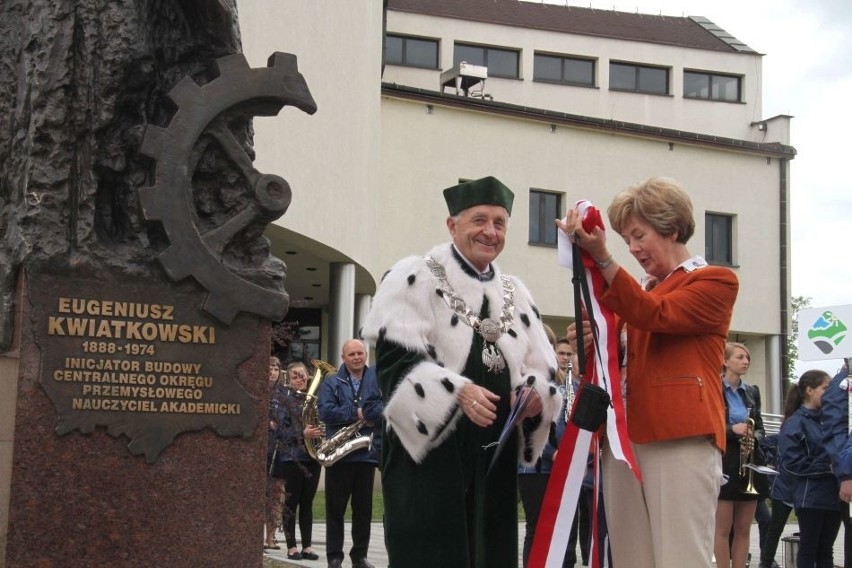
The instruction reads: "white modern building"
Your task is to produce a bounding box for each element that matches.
[239,0,795,411]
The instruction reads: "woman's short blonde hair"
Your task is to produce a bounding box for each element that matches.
[607,177,695,244]
[724,342,751,361]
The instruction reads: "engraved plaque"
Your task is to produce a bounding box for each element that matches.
[30,271,259,462]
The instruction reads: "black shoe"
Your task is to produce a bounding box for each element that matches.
[287,551,303,560]
[301,549,320,560]
[352,559,375,568]
[328,560,343,568]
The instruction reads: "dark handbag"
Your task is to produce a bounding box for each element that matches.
[571,382,610,432]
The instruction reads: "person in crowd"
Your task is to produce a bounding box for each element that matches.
[835,392,852,535]
[317,339,384,568]
[754,497,772,566]
[553,334,570,382]
[277,361,324,561]
[543,323,558,350]
[362,176,561,568]
[779,369,841,568]
[715,342,766,568]
[559,176,739,568]
[820,360,852,568]
[265,355,287,550]
[519,335,581,567]
[758,424,792,568]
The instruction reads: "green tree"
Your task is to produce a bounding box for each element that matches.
[787,295,812,384]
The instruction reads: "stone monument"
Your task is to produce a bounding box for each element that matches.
[0,1,315,566]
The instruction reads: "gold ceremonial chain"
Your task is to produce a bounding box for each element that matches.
[424,256,515,373]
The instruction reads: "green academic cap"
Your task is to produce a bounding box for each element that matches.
[442,176,514,217]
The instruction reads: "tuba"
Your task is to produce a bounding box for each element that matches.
[739,416,759,495]
[302,359,336,462]
[302,359,374,467]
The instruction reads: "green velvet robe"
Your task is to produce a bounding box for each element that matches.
[376,295,519,568]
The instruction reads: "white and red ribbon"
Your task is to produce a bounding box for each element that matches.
[529,201,641,568]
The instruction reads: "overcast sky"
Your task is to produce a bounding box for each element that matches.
[550,0,852,376]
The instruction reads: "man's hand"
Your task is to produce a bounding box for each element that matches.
[516,386,543,421]
[566,321,593,354]
[840,479,852,503]
[356,407,373,427]
[459,383,500,427]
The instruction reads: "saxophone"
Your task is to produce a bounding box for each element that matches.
[316,419,373,466]
[302,359,374,467]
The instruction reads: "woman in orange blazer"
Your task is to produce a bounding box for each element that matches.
[560,177,738,568]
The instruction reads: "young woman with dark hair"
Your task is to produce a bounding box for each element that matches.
[778,370,840,568]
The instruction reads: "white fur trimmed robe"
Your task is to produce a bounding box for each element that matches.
[362,242,561,466]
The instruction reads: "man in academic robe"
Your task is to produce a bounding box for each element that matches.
[362,176,561,568]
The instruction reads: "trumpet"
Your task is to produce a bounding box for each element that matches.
[739,417,759,495]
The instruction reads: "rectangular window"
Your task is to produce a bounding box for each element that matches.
[684,70,742,102]
[609,62,669,94]
[705,213,734,265]
[529,190,562,246]
[385,34,439,69]
[534,53,595,86]
[277,308,323,362]
[454,43,519,78]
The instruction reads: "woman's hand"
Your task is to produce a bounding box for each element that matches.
[303,425,324,439]
[731,422,749,437]
[556,207,611,263]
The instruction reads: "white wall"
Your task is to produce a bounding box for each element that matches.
[239,1,384,273]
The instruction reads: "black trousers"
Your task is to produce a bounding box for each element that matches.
[281,461,322,549]
[843,501,852,568]
[755,498,771,554]
[571,487,591,565]
[796,507,842,568]
[325,461,376,562]
[760,498,792,566]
